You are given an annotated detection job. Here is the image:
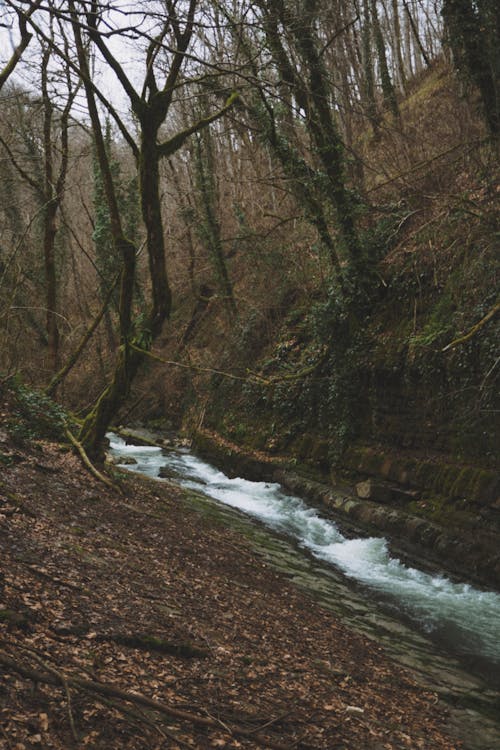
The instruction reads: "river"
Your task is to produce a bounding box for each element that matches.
[108,434,500,750]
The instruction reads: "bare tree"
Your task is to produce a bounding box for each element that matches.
[67,0,238,456]
[0,38,77,374]
[0,1,42,91]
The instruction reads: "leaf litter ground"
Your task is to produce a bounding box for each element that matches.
[0,436,462,749]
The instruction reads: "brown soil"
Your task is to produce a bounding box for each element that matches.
[0,435,462,749]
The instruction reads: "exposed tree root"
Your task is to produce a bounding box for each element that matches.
[96,694,194,748]
[0,649,307,750]
[27,649,79,743]
[65,427,122,493]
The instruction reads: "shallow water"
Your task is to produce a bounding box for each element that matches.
[109,435,500,666]
[108,434,500,748]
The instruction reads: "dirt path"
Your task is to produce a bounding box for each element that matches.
[0,438,461,749]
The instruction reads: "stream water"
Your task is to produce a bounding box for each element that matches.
[108,434,500,749]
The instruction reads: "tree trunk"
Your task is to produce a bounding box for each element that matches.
[392,0,407,92]
[443,0,500,138]
[139,120,172,335]
[194,128,236,316]
[371,0,400,119]
[43,200,59,373]
[402,0,431,69]
[362,0,381,137]
[292,6,362,268]
[78,336,141,458]
[70,1,140,458]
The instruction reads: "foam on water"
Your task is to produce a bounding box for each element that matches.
[108,434,500,662]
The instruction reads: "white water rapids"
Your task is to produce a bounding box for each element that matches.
[108,435,500,670]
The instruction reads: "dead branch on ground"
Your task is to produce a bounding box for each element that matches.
[0,649,308,750]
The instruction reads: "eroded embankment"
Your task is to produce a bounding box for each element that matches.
[191,428,500,591]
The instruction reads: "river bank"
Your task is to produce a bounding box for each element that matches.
[107,431,500,744]
[189,428,500,592]
[0,431,474,750]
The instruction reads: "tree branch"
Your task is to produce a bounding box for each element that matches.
[0,133,42,194]
[46,274,120,396]
[442,302,500,352]
[0,1,43,91]
[157,92,239,158]
[12,1,138,157]
[0,649,295,750]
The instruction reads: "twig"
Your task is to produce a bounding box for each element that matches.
[97,694,193,748]
[45,274,120,396]
[0,724,13,749]
[365,139,485,194]
[480,356,499,390]
[130,342,324,386]
[205,710,234,736]
[129,342,263,384]
[319,15,359,57]
[288,731,313,749]
[22,649,79,743]
[246,709,293,734]
[0,650,295,750]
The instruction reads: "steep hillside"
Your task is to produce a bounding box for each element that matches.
[126,62,499,584]
[134,62,498,465]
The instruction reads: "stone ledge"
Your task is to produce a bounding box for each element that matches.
[273,470,500,590]
[343,446,500,509]
[191,428,500,590]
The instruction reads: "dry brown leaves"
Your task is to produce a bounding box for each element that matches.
[0,435,462,749]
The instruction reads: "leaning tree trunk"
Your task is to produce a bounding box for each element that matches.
[77,231,137,458]
[41,44,73,376]
[71,2,141,458]
[289,0,363,271]
[371,0,400,120]
[193,127,236,317]
[78,118,172,459]
[70,0,236,459]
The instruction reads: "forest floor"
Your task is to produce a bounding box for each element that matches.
[0,432,463,750]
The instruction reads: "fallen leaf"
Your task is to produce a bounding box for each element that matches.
[345,705,364,715]
[39,713,49,732]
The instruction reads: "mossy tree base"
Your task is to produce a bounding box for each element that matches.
[79,345,143,460]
